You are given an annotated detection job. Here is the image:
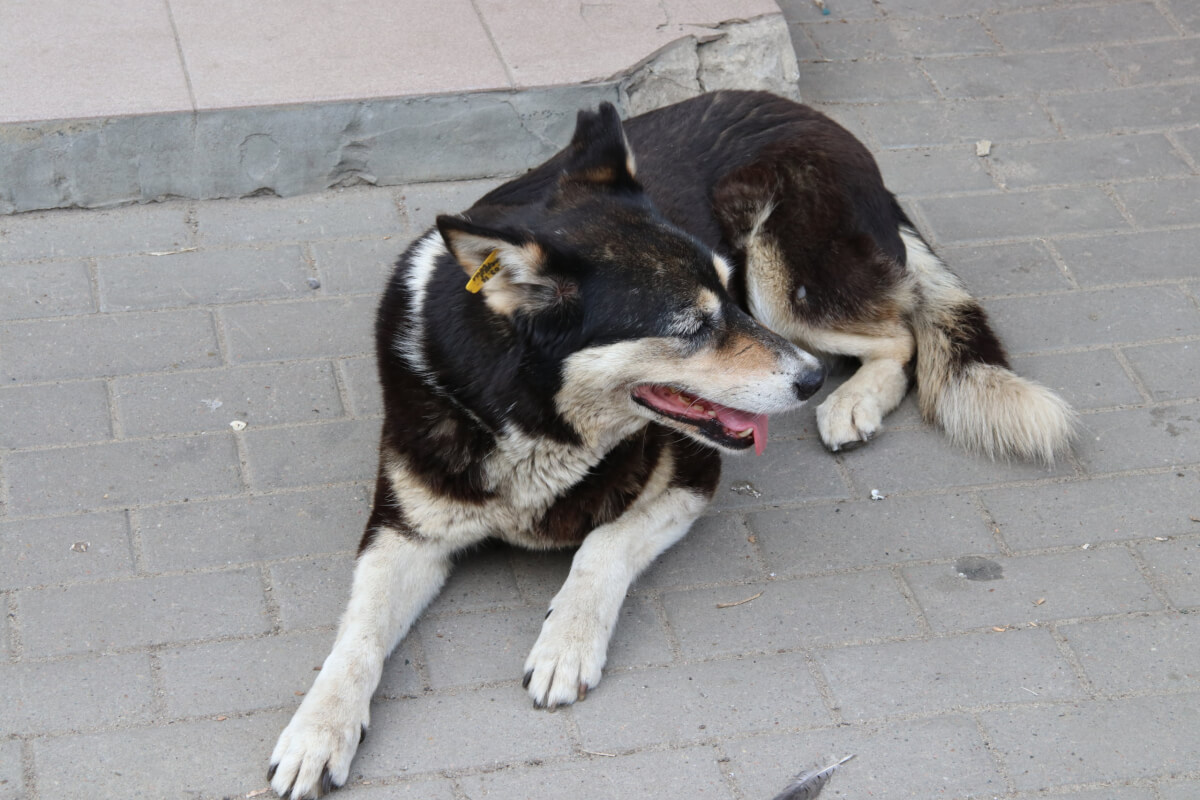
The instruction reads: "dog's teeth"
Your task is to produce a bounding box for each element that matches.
[708,410,718,418]
[736,429,753,438]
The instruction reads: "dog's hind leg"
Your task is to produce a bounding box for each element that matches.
[269,530,455,800]
[523,446,715,709]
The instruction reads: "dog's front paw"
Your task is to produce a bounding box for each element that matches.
[817,389,883,452]
[522,607,608,709]
[268,689,368,799]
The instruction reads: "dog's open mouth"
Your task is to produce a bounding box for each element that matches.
[632,384,769,455]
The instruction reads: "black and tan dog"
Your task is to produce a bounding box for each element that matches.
[269,91,1074,799]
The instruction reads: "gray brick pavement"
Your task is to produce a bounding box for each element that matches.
[2,1,1199,798]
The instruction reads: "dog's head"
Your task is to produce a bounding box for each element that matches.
[436,103,824,455]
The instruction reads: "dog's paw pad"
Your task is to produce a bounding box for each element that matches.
[817,391,882,451]
[523,611,606,709]
[269,704,363,799]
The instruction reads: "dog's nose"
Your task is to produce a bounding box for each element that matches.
[793,363,826,401]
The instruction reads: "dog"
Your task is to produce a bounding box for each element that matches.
[268,91,1074,799]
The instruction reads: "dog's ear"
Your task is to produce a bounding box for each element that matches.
[437,215,553,316]
[561,102,638,189]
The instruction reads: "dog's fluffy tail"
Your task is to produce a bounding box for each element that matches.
[900,225,1076,464]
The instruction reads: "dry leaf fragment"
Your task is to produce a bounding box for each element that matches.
[70,541,89,553]
[1034,597,1046,606]
[716,591,764,609]
[230,420,247,431]
[976,140,992,157]
[992,626,1008,632]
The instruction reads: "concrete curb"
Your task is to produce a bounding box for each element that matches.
[0,14,798,215]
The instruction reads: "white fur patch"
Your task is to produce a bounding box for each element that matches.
[394,230,446,376]
[270,532,455,799]
[524,451,707,707]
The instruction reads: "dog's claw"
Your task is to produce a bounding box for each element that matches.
[267,762,278,782]
[578,682,588,701]
[522,669,533,689]
[320,765,334,796]
[359,724,367,744]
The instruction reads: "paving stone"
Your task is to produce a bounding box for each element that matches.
[242,418,379,489]
[1010,349,1144,410]
[0,259,95,320]
[919,188,1128,245]
[418,605,543,689]
[818,628,1082,720]
[708,435,849,512]
[573,653,829,751]
[1047,83,1200,134]
[796,60,937,103]
[1177,127,1200,161]
[270,553,356,630]
[987,2,1176,50]
[353,688,572,776]
[337,778,456,799]
[663,573,921,658]
[750,493,996,575]
[1054,228,1200,285]
[0,652,154,734]
[0,202,191,261]
[0,379,111,448]
[889,16,997,55]
[1122,341,1200,401]
[34,711,289,798]
[1166,0,1200,31]
[375,637,427,698]
[0,742,23,800]
[604,595,676,669]
[984,471,1200,550]
[924,51,1117,98]
[459,747,731,800]
[984,286,1200,353]
[338,355,383,417]
[725,714,1004,800]
[1062,612,1199,692]
[0,309,221,382]
[509,547,575,602]
[422,540,524,615]
[113,361,344,436]
[19,569,270,657]
[1024,790,1154,800]
[839,426,1071,493]
[6,433,242,515]
[0,511,133,589]
[636,512,763,589]
[875,145,996,195]
[990,134,1189,189]
[97,244,314,311]
[798,19,903,59]
[139,484,369,571]
[194,188,403,245]
[981,693,1200,790]
[310,237,400,295]
[1117,176,1200,226]
[1137,537,1200,607]
[858,98,1058,148]
[399,178,508,233]
[903,548,1161,632]
[1106,39,1200,85]
[941,240,1073,297]
[160,630,336,717]
[221,295,376,363]
[1074,405,1200,472]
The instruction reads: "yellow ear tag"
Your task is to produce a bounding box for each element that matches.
[465,250,502,293]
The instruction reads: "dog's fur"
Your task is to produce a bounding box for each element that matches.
[268,91,1074,799]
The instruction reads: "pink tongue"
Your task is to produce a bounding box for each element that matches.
[715,407,770,456]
